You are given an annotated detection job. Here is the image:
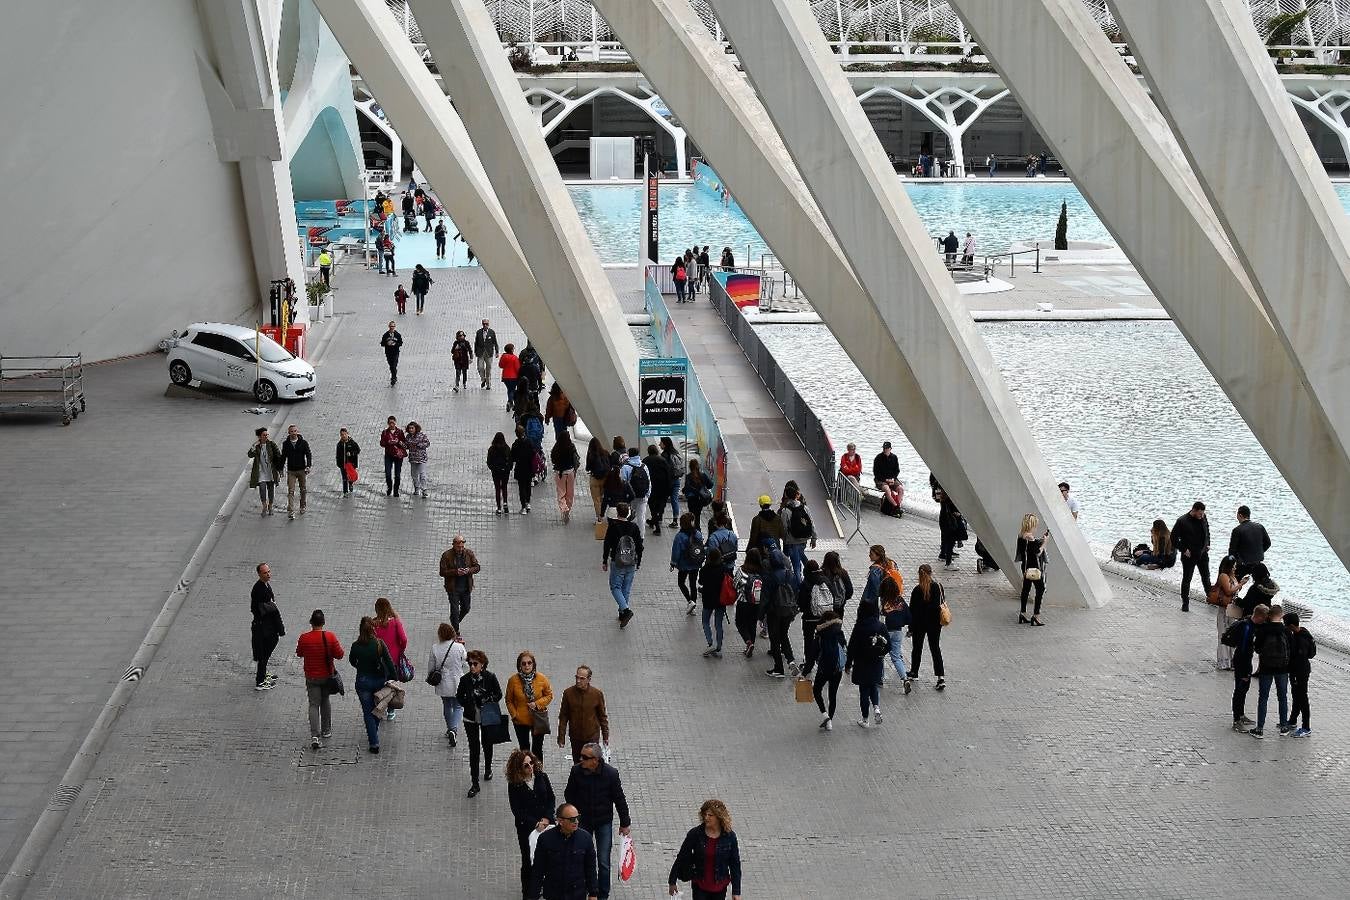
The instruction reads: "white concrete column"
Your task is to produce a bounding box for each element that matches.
[858,85,1008,176]
[408,0,640,432]
[313,0,631,440]
[703,0,1110,605]
[952,0,1350,578]
[390,131,402,182]
[198,0,304,315]
[1111,0,1350,470]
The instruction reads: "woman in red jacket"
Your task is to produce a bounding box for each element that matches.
[499,342,521,412]
[372,597,409,720]
[295,609,345,750]
[838,443,862,482]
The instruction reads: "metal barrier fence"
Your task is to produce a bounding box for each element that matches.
[707,273,837,494]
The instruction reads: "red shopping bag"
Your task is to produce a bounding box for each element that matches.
[343,462,359,483]
[619,834,636,882]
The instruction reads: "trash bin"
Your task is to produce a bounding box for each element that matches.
[259,323,307,360]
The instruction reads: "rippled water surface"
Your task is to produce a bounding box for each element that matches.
[756,322,1350,625]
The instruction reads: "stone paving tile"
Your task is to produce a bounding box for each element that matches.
[18,268,1350,899]
[0,352,302,870]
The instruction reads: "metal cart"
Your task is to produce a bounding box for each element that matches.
[0,355,86,425]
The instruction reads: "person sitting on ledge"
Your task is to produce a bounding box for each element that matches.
[1132,519,1177,569]
[876,480,903,518]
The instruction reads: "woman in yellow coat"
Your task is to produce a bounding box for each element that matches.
[505,650,554,760]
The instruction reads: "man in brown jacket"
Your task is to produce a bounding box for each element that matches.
[557,665,610,764]
[438,534,481,630]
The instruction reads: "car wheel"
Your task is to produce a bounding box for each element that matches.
[253,379,277,403]
[169,360,192,386]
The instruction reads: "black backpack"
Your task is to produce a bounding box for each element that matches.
[629,464,650,498]
[788,505,813,539]
[1258,627,1290,669]
[683,531,705,567]
[774,582,798,619]
[864,629,890,662]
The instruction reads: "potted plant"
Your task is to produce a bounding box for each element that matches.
[306,279,331,321]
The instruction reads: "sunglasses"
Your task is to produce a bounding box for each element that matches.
[559,815,580,823]
[579,754,597,761]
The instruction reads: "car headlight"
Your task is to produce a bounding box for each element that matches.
[276,370,307,380]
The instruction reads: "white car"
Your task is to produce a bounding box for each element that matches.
[166,323,317,403]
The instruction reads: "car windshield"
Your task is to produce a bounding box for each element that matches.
[253,333,293,364]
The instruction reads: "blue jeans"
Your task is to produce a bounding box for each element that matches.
[591,821,614,899]
[609,565,636,612]
[1257,672,1290,731]
[669,477,682,520]
[702,606,724,648]
[355,673,385,748]
[384,456,402,493]
[887,630,908,679]
[786,543,806,581]
[441,697,463,734]
[504,378,518,407]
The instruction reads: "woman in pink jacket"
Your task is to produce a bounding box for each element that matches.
[372,597,409,719]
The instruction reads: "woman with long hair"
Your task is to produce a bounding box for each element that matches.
[811,610,847,730]
[671,512,704,616]
[1134,519,1174,569]
[660,436,684,528]
[427,622,468,746]
[510,424,535,514]
[668,799,743,899]
[735,548,763,658]
[371,597,409,718]
[682,459,714,533]
[1016,513,1049,625]
[455,649,503,798]
[404,421,431,498]
[348,615,396,753]
[507,749,556,900]
[860,544,902,609]
[505,651,554,760]
[821,550,853,619]
[585,436,610,522]
[671,254,689,303]
[550,432,580,524]
[907,564,946,691]
[1213,556,1248,671]
[488,431,513,515]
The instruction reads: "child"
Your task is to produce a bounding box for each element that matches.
[1284,612,1316,738]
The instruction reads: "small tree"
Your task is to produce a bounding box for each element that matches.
[1054,201,1068,250]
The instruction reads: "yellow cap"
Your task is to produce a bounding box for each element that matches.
[758,495,773,506]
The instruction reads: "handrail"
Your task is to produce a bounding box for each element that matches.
[983,244,1041,277]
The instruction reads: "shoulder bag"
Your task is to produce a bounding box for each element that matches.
[522,676,552,736]
[938,585,952,627]
[321,632,345,696]
[426,644,452,687]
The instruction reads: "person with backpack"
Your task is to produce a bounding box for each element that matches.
[810,610,848,730]
[551,432,581,525]
[845,599,889,728]
[602,502,643,628]
[1284,612,1316,738]
[682,459,714,533]
[746,495,785,553]
[708,511,739,575]
[879,577,912,694]
[519,343,544,401]
[781,490,818,583]
[672,254,689,303]
[1247,603,1291,738]
[821,551,853,620]
[509,424,535,515]
[544,383,575,441]
[698,549,730,658]
[671,513,706,617]
[621,448,652,535]
[907,564,946,692]
[660,436,683,528]
[600,454,634,522]
[796,560,834,678]
[642,445,674,535]
[762,544,799,679]
[735,548,763,659]
[1223,605,1263,732]
[860,544,903,612]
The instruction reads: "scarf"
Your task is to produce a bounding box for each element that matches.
[520,670,538,705]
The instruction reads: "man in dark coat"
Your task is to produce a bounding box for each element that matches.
[1172,501,1211,612]
[379,321,403,386]
[564,747,630,900]
[642,445,673,535]
[529,803,597,900]
[250,562,285,691]
[1228,505,1271,580]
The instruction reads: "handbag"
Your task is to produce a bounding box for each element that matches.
[1206,586,1226,607]
[425,644,452,687]
[480,701,510,744]
[342,461,359,483]
[1024,567,1042,582]
[938,586,952,627]
[1225,601,1243,620]
[321,632,345,696]
[530,706,552,736]
[396,652,415,683]
[594,519,608,541]
[794,677,814,703]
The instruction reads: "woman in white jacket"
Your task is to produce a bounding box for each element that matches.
[428,622,469,746]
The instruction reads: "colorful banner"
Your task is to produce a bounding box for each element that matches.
[295,200,373,248]
[713,270,761,308]
[645,269,728,500]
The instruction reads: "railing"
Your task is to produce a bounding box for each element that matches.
[707,273,837,494]
[983,244,1041,277]
[833,473,868,546]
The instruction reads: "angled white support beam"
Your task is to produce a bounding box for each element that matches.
[1110,1,1350,471]
[313,0,631,440]
[589,0,1015,586]
[704,0,1109,606]
[951,0,1350,574]
[198,0,304,311]
[409,0,640,432]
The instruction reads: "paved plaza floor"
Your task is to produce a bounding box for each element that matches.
[5,267,1349,898]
